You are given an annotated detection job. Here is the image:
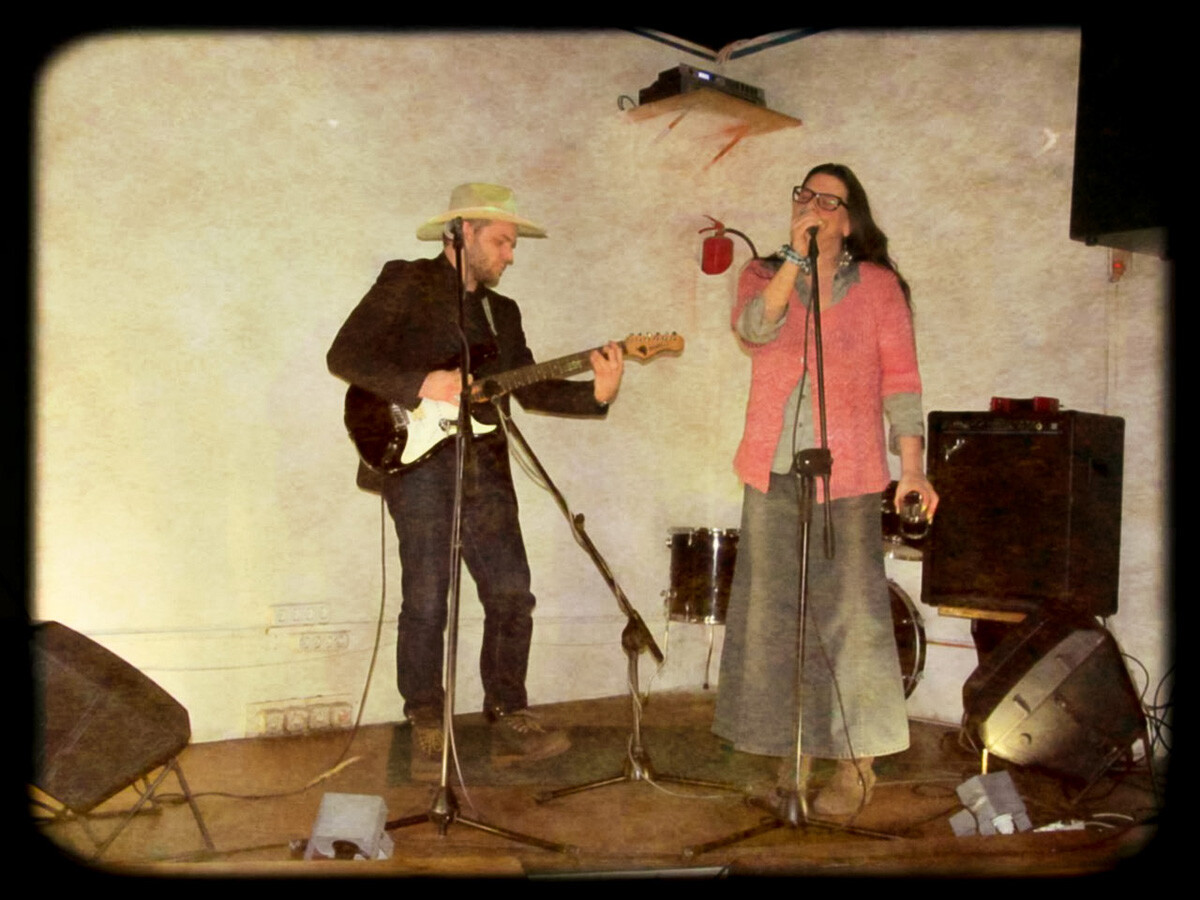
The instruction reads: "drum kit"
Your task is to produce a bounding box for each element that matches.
[663,482,928,697]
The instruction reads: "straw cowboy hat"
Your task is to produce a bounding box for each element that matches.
[416,183,548,241]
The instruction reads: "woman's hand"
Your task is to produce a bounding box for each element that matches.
[789,207,824,256]
[895,471,939,520]
[895,436,938,519]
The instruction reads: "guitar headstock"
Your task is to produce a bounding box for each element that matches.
[620,332,685,361]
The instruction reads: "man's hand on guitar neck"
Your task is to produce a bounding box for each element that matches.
[590,341,625,406]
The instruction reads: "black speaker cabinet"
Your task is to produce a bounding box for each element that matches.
[1069,25,1170,258]
[962,616,1145,786]
[32,621,192,813]
[922,410,1124,618]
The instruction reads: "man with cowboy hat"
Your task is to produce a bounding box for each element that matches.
[328,183,624,775]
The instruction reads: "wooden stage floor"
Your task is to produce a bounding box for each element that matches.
[30,691,1167,880]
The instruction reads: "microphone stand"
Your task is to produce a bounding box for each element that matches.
[385,218,576,855]
[486,407,740,804]
[684,230,896,857]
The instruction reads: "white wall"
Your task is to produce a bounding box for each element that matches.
[34,29,1169,743]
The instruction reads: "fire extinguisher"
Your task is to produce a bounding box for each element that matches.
[699,216,759,275]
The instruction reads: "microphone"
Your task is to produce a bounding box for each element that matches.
[447,216,464,243]
[807,225,819,257]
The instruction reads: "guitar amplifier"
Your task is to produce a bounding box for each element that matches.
[921,409,1124,618]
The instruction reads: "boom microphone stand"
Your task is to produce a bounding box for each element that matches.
[685,230,897,856]
[385,218,575,855]
[488,408,740,803]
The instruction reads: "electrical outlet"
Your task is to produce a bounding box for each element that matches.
[262,708,285,737]
[270,603,332,628]
[297,630,350,652]
[247,696,356,737]
[308,704,331,730]
[330,703,354,729]
[284,707,308,734]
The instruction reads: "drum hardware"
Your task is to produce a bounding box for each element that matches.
[659,613,724,692]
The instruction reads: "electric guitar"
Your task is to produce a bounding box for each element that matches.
[344,332,684,475]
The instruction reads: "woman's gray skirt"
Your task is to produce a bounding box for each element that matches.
[712,476,909,759]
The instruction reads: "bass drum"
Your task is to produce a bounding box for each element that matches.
[889,579,926,698]
[664,527,739,625]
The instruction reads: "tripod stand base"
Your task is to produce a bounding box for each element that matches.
[535,743,741,804]
[388,785,579,855]
[682,787,902,856]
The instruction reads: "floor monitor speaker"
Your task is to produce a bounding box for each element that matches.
[32,621,192,813]
[962,615,1144,787]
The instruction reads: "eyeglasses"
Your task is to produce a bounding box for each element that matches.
[792,187,849,211]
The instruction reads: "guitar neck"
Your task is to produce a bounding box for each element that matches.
[482,346,610,397]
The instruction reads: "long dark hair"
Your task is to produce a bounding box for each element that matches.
[804,163,912,307]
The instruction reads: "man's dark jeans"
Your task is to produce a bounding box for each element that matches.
[383,436,535,720]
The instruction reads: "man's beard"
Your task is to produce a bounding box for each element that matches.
[470,259,504,288]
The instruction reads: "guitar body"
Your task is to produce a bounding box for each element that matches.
[344,385,497,475]
[343,333,683,475]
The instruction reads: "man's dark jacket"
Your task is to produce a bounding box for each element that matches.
[328,254,606,492]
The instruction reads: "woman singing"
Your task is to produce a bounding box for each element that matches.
[713,163,938,816]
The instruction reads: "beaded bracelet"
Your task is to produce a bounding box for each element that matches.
[778,244,812,274]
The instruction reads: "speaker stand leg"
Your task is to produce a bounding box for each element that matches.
[172,759,217,854]
[88,757,215,860]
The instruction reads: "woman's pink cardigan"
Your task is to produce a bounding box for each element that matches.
[732,259,922,501]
